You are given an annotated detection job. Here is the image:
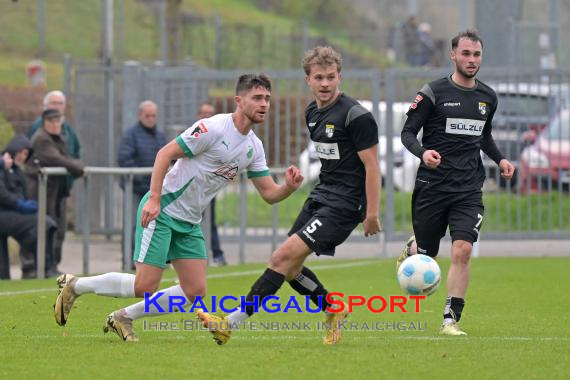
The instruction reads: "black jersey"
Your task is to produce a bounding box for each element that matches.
[305,93,379,212]
[401,75,504,192]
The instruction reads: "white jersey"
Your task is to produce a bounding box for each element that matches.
[161,113,269,224]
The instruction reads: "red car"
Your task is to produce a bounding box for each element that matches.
[519,110,570,192]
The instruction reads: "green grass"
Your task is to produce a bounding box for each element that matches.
[216,188,570,233]
[0,257,568,379]
[0,0,387,88]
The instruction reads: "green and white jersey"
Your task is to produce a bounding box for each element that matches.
[161,113,270,224]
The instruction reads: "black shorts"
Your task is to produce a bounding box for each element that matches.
[289,198,364,256]
[412,180,484,257]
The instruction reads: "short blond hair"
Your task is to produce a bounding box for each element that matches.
[302,46,342,75]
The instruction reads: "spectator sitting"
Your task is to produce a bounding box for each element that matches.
[0,135,59,278]
[26,109,84,267]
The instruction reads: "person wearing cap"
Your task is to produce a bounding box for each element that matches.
[26,109,85,266]
[1,135,59,278]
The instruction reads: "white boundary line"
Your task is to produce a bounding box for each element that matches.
[0,260,379,297]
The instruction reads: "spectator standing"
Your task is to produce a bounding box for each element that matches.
[118,101,166,258]
[26,109,84,266]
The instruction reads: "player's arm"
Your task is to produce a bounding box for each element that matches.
[250,165,304,204]
[480,104,515,179]
[357,145,382,236]
[140,139,186,227]
[401,87,440,168]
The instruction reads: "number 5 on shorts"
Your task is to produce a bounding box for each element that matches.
[305,219,322,234]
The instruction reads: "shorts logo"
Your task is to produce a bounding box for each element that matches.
[191,123,208,138]
[478,102,487,115]
[445,118,485,136]
[325,124,335,138]
[409,94,423,110]
[302,219,322,243]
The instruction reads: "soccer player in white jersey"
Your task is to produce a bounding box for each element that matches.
[53,74,304,341]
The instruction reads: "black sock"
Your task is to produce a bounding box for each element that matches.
[244,268,285,316]
[288,266,332,312]
[444,296,465,322]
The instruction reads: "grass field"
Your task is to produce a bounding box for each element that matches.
[1,257,569,379]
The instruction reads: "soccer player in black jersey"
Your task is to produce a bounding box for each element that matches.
[397,30,515,336]
[198,46,382,345]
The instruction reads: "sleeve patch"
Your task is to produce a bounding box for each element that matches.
[190,123,208,138]
[409,94,423,110]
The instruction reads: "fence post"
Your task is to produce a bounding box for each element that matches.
[383,70,396,241]
[82,175,90,275]
[36,171,48,279]
[123,175,134,271]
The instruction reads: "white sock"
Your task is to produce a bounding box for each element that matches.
[124,285,188,320]
[74,272,135,297]
[227,311,249,327]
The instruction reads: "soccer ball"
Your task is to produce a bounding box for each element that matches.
[397,254,441,296]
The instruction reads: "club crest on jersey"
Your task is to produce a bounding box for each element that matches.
[409,94,423,110]
[478,102,487,115]
[246,146,253,159]
[325,124,335,138]
[190,123,208,138]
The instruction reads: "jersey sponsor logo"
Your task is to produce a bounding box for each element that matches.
[190,123,208,138]
[478,102,487,115]
[214,162,239,181]
[325,124,335,138]
[221,140,230,150]
[445,118,485,136]
[443,102,461,107]
[308,122,316,128]
[409,94,423,110]
[313,141,340,160]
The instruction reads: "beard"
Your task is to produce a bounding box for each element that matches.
[457,65,479,79]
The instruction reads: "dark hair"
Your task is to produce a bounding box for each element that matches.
[451,29,483,49]
[235,74,272,95]
[302,46,342,75]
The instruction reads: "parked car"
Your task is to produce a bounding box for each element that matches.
[518,110,570,192]
[483,82,570,187]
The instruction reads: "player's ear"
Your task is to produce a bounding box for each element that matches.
[234,94,241,107]
[305,76,310,85]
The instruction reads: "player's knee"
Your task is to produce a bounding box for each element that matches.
[451,240,472,264]
[134,282,159,298]
[182,284,206,299]
[268,249,292,271]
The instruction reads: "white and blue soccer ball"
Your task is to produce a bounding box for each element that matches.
[397,254,441,296]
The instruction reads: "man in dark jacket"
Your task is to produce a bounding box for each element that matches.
[118,100,166,257]
[0,135,59,278]
[26,109,84,267]
[27,90,81,197]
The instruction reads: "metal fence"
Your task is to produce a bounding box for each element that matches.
[67,62,570,255]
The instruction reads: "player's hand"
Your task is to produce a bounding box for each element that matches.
[284,165,304,190]
[422,150,441,169]
[363,216,382,237]
[140,196,160,228]
[499,159,515,179]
